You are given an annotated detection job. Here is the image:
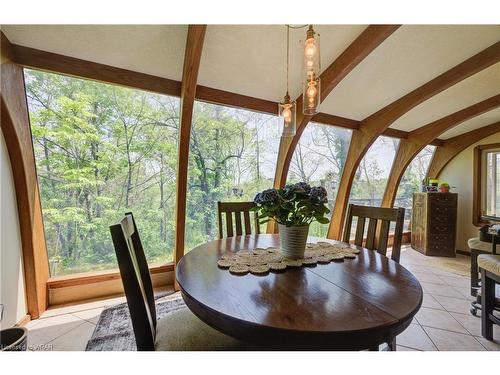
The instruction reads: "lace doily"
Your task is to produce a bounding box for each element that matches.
[217,242,360,275]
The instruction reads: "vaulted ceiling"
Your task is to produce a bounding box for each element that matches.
[2,24,499,138]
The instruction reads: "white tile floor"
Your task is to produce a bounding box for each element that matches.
[23,246,499,351]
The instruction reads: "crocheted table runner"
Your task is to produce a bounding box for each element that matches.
[217,242,360,275]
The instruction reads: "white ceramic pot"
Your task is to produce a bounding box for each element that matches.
[278,224,309,259]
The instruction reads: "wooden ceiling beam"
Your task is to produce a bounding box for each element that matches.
[427,121,500,179]
[1,31,49,318]
[1,31,14,62]
[380,95,500,208]
[195,84,278,115]
[10,41,182,97]
[327,41,500,239]
[311,113,360,130]
[173,25,207,268]
[8,33,447,146]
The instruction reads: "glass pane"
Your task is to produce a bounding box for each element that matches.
[395,145,436,230]
[185,101,281,251]
[484,150,500,218]
[25,69,180,276]
[287,123,352,237]
[350,136,400,207]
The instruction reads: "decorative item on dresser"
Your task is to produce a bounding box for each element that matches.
[411,192,458,257]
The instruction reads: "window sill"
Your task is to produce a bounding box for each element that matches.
[473,216,500,227]
[47,262,174,289]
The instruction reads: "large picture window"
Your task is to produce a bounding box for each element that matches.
[350,136,400,207]
[395,145,436,230]
[287,123,352,237]
[25,69,180,276]
[185,102,281,250]
[474,143,500,224]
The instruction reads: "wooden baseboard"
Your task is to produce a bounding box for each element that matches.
[15,314,31,327]
[456,249,471,256]
[47,263,175,306]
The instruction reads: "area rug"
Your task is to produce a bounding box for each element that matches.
[86,292,184,351]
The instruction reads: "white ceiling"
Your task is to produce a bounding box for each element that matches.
[198,25,366,102]
[439,107,500,140]
[1,25,188,81]
[1,24,499,138]
[321,25,500,121]
[391,62,500,132]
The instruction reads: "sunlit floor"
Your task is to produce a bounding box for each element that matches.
[23,246,499,351]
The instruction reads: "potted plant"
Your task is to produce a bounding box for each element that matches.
[439,182,450,193]
[253,182,330,259]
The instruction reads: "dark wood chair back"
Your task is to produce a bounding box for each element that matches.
[217,201,260,239]
[342,204,405,263]
[109,212,157,350]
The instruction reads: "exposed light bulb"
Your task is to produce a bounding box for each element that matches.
[302,25,320,116]
[305,39,316,58]
[306,83,317,99]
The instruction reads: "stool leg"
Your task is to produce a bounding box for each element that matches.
[471,250,479,296]
[481,269,494,340]
[388,337,396,351]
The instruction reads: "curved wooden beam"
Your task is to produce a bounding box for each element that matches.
[173,25,207,266]
[1,31,49,318]
[11,37,418,140]
[273,25,401,190]
[427,121,500,179]
[381,95,500,208]
[327,41,500,239]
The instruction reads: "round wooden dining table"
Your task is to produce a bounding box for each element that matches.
[176,234,423,350]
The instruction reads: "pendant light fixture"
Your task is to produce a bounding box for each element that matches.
[279,25,296,137]
[302,25,321,115]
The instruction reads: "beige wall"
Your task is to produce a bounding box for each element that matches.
[0,129,27,328]
[438,132,500,253]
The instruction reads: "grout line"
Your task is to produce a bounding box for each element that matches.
[422,325,489,351]
[420,323,475,337]
[419,325,440,351]
[69,312,99,326]
[45,320,88,346]
[447,312,476,336]
[417,305,446,313]
[40,306,105,320]
[472,336,490,351]
[428,294,447,312]
[397,344,423,352]
[30,319,87,349]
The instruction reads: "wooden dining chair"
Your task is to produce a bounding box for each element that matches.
[109,212,253,350]
[342,204,405,263]
[217,201,260,239]
[343,204,405,351]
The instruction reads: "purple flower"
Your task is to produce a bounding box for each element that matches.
[285,182,311,194]
[293,182,311,194]
[310,186,328,202]
[256,189,278,205]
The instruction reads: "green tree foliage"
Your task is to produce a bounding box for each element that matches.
[185,103,279,248]
[26,70,180,275]
[288,123,352,238]
[26,71,280,274]
[27,69,431,276]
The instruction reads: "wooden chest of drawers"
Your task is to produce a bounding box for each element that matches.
[411,192,457,257]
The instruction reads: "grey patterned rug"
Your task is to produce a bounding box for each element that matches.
[86,292,185,351]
